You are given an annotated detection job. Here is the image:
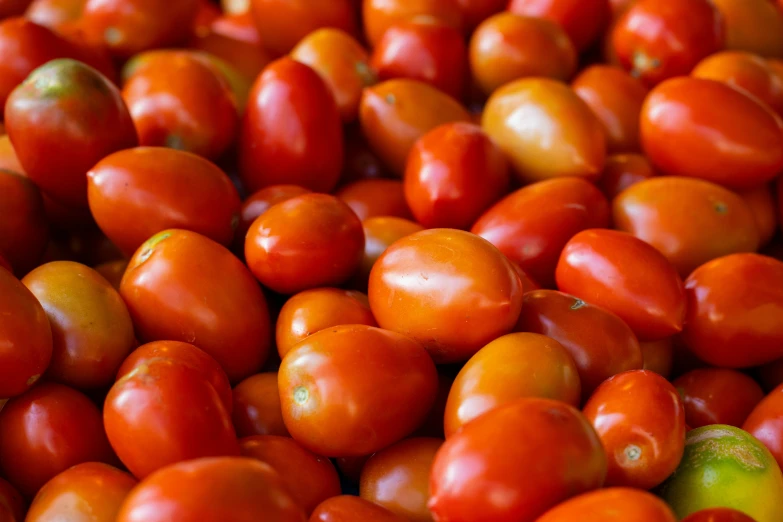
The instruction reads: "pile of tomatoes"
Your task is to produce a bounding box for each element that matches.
[3,0,783,520]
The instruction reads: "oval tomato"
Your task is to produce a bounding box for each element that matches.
[0,170,48,275]
[311,495,408,522]
[507,0,611,52]
[235,185,311,249]
[682,508,759,522]
[535,488,677,522]
[675,369,764,429]
[744,383,783,470]
[231,372,289,438]
[335,179,412,221]
[353,216,424,290]
[598,153,657,200]
[710,0,783,59]
[362,0,463,48]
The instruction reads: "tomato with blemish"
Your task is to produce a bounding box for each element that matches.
[744,383,783,470]
[353,216,424,290]
[336,179,412,221]
[311,495,408,522]
[535,488,678,522]
[682,508,759,522]
[362,0,463,48]
[507,0,611,52]
[598,154,657,200]
[711,0,783,59]
[0,170,48,275]
[232,372,288,438]
[674,368,764,429]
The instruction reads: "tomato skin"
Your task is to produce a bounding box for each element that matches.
[0,135,23,173]
[507,0,611,52]
[0,383,115,498]
[120,229,272,383]
[189,29,270,86]
[0,478,23,522]
[556,229,687,341]
[681,253,783,368]
[116,457,306,522]
[239,58,344,194]
[454,0,505,30]
[311,495,408,522]
[236,185,311,248]
[429,398,607,522]
[93,259,127,291]
[362,0,463,48]
[0,170,48,275]
[278,324,438,457]
[741,183,777,247]
[711,0,783,59]
[444,332,580,437]
[674,369,763,430]
[245,194,365,295]
[26,462,136,522]
[598,153,657,200]
[472,177,609,289]
[232,372,289,438]
[534,488,678,522]
[353,216,424,290]
[5,58,137,209]
[0,0,32,18]
[681,508,759,522]
[744,383,783,470]
[640,338,674,378]
[0,266,52,398]
[336,179,413,221]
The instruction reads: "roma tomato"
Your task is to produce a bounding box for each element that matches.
[444,332,581,437]
[239,58,343,194]
[232,372,289,438]
[362,0,463,48]
[353,216,424,290]
[26,462,136,522]
[0,170,47,275]
[741,183,777,247]
[472,177,609,289]
[613,177,760,277]
[311,495,408,522]
[675,369,764,429]
[335,179,412,221]
[404,122,510,230]
[481,78,606,184]
[454,0,505,31]
[556,229,687,341]
[116,457,306,522]
[278,324,438,457]
[0,479,23,522]
[640,77,783,189]
[5,58,137,209]
[710,0,783,59]
[598,153,657,200]
[120,229,271,382]
[681,254,783,368]
[0,383,115,498]
[516,290,642,402]
[245,194,364,295]
[368,229,523,363]
[429,398,607,522]
[0,0,31,18]
[640,338,674,378]
[744,383,783,470]
[682,508,759,522]
[507,0,611,52]
[235,185,311,247]
[535,488,677,522]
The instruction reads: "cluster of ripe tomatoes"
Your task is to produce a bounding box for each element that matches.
[3,0,783,521]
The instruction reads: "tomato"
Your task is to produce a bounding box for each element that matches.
[429,398,606,522]
[231,372,289,438]
[0,266,52,398]
[682,508,759,522]
[276,288,377,358]
[116,457,306,522]
[24,0,83,33]
[711,0,783,59]
[362,0,463,48]
[598,154,657,201]
[610,0,724,86]
[0,0,31,18]
[613,177,760,277]
[91,259,126,291]
[535,488,677,522]
[278,324,438,457]
[311,495,408,522]
[744,383,783,470]
[740,183,777,246]
[26,462,136,522]
[291,28,375,123]
[239,58,343,194]
[481,78,606,184]
[368,228,523,363]
[5,58,137,209]
[210,11,258,44]
[556,229,686,341]
[413,371,453,439]
[674,369,764,429]
[237,186,312,246]
[472,177,609,289]
[640,338,674,378]
[359,79,471,176]
[120,229,271,382]
[353,216,424,290]
[340,124,391,185]
[245,194,364,295]
[0,383,115,498]
[0,170,47,275]
[507,0,611,52]
[659,425,783,522]
[336,179,412,221]
[189,29,270,86]
[641,78,783,189]
[0,478,23,522]
[444,332,580,437]
[682,254,783,367]
[80,0,198,58]
[0,136,23,173]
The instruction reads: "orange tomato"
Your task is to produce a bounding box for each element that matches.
[598,153,657,200]
[711,0,783,59]
[231,372,289,438]
[535,488,678,522]
[353,216,424,290]
[362,0,463,48]
[335,179,413,221]
[507,0,611,52]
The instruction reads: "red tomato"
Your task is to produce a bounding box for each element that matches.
[641,338,674,378]
[0,0,32,18]
[681,253,783,367]
[0,170,47,275]
[362,0,463,48]
[534,488,678,522]
[353,216,424,290]
[311,495,408,522]
[507,0,611,52]
[5,58,137,209]
[674,368,764,429]
[0,135,23,173]
[429,398,607,522]
[455,0,505,31]
[0,478,23,522]
[231,372,289,438]
[210,11,259,44]
[115,457,306,522]
[598,153,657,200]
[23,0,83,33]
[245,194,364,295]
[236,185,311,248]
[189,29,271,85]
[335,179,413,221]
[404,122,509,229]
[711,0,783,59]
[0,383,115,498]
[239,58,343,194]
[744,383,783,471]
[278,324,438,457]
[741,183,778,247]
[682,508,759,522]
[120,229,272,383]
[472,177,609,288]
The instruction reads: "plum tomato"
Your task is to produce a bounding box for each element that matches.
[0,169,48,275]
[674,369,764,429]
[368,228,523,363]
[472,177,609,289]
[444,332,581,437]
[235,185,311,248]
[311,495,408,522]
[598,153,657,200]
[516,290,642,402]
[535,488,677,522]
[681,253,783,368]
[682,508,759,522]
[507,0,611,52]
[239,57,344,194]
[740,183,777,247]
[245,193,365,295]
[278,324,438,457]
[5,58,137,209]
[362,0,463,48]
[454,0,505,31]
[556,229,687,341]
[0,382,115,498]
[429,398,607,522]
[24,0,91,36]
[710,0,783,59]
[335,179,413,221]
[0,478,23,522]
[120,229,271,383]
[744,383,783,470]
[481,78,606,184]
[353,216,424,290]
[640,338,674,378]
[231,372,289,438]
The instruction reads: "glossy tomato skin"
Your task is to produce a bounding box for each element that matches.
[0,266,52,398]
[429,398,607,522]
[0,478,23,522]
[231,372,289,438]
[681,508,759,522]
[362,0,463,48]
[472,177,609,289]
[681,254,783,368]
[5,58,137,209]
[674,369,764,429]
[116,457,306,522]
[278,325,438,457]
[245,194,365,295]
[507,0,611,52]
[744,384,783,472]
[236,185,311,249]
[239,58,343,194]
[335,179,412,221]
[711,0,783,59]
[640,77,783,189]
[26,462,136,522]
[598,153,657,200]
[0,383,115,498]
[556,229,686,341]
[0,170,48,275]
[120,229,271,383]
[534,488,678,522]
[444,332,580,437]
[311,495,408,522]
[353,216,424,290]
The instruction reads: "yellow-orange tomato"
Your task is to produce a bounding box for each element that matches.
[711,0,783,59]
[362,0,463,48]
